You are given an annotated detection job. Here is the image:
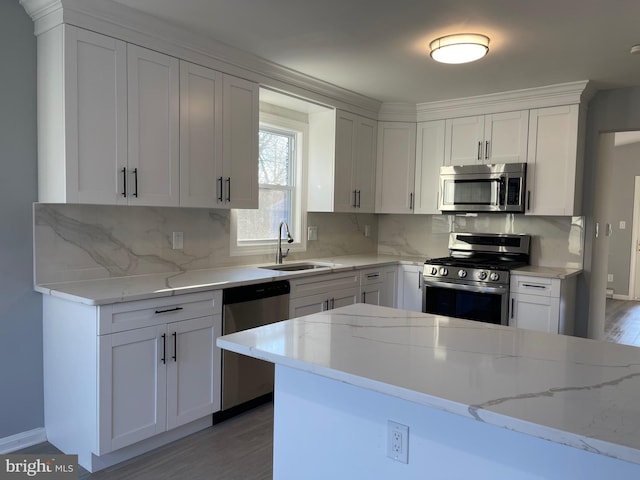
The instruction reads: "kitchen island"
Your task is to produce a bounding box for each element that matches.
[218,304,640,479]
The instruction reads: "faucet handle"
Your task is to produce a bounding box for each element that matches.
[283,248,290,259]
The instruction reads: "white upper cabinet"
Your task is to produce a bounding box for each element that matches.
[37,25,127,204]
[375,122,417,214]
[37,25,258,208]
[444,110,528,166]
[127,44,180,207]
[414,120,446,215]
[179,66,258,209]
[526,105,584,216]
[179,61,223,208]
[221,74,259,209]
[308,110,377,213]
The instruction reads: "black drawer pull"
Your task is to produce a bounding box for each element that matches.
[522,284,546,289]
[155,307,184,314]
[161,333,166,364]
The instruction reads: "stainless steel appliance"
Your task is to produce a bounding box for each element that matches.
[439,163,527,213]
[422,233,530,325]
[220,280,290,415]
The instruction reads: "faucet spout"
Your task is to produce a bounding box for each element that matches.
[276,221,294,264]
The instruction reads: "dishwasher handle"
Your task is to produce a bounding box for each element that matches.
[223,280,291,304]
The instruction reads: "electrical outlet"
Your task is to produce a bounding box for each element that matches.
[307,226,318,241]
[608,274,614,283]
[387,420,409,464]
[620,221,626,230]
[364,224,371,237]
[172,232,184,250]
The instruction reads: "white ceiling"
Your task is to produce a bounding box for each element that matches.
[112,0,640,104]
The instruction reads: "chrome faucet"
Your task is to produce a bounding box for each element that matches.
[276,221,294,264]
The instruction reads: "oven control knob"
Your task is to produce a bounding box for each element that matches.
[477,271,488,280]
[458,269,467,278]
[430,267,438,275]
[489,272,500,281]
[439,267,449,276]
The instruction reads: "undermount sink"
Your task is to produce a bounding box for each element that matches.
[259,262,335,272]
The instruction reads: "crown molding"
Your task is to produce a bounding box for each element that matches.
[377,103,418,122]
[20,0,382,118]
[416,80,592,122]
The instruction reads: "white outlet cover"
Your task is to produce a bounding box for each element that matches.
[387,420,409,464]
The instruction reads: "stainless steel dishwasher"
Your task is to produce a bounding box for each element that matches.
[220,280,290,414]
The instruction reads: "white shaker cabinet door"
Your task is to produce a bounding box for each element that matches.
[222,74,259,209]
[375,122,417,213]
[166,315,220,430]
[484,110,529,164]
[353,116,378,213]
[510,293,560,333]
[179,61,223,208]
[444,115,485,166]
[414,120,446,214]
[127,45,180,206]
[98,325,167,454]
[334,110,357,212]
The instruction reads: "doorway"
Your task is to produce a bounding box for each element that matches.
[604,131,640,345]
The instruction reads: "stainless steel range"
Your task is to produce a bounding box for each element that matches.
[422,233,530,325]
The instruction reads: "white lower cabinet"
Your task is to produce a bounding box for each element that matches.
[360,266,397,307]
[509,274,576,335]
[43,290,221,472]
[289,271,360,317]
[397,264,424,312]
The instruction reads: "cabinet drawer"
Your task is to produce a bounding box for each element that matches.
[290,271,359,299]
[360,268,386,286]
[510,275,560,297]
[99,290,221,334]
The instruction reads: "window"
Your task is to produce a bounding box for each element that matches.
[231,113,307,256]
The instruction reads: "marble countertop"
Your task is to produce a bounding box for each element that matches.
[35,254,423,305]
[511,265,582,279]
[218,303,640,466]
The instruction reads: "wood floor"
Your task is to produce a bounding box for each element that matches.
[605,298,640,346]
[16,402,273,480]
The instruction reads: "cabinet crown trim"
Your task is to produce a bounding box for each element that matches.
[414,80,593,122]
[20,0,381,118]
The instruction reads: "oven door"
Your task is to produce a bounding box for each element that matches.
[422,279,508,325]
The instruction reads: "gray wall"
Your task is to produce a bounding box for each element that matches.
[578,87,640,338]
[0,1,42,438]
[607,140,640,296]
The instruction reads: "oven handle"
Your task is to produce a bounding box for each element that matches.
[423,279,508,295]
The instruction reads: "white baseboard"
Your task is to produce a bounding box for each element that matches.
[613,294,631,301]
[0,428,47,454]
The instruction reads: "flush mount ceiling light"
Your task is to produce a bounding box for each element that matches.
[430,33,490,64]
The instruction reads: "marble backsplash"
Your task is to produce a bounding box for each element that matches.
[377,214,584,268]
[34,204,583,285]
[33,204,378,284]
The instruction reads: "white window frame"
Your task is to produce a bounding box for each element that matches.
[230,112,308,256]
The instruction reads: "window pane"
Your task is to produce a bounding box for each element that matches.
[237,188,292,242]
[259,130,292,186]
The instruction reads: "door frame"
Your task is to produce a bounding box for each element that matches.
[629,176,640,300]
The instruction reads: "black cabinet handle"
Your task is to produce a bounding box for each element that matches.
[121,167,127,197]
[418,271,422,289]
[133,168,138,198]
[352,190,357,208]
[161,333,166,364]
[217,177,223,202]
[362,292,366,303]
[225,177,231,202]
[485,140,490,160]
[477,141,482,160]
[172,332,177,362]
[409,192,414,210]
[511,298,515,319]
[357,190,361,208]
[155,307,183,314]
[527,190,531,211]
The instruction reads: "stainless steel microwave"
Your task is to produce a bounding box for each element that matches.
[438,163,527,213]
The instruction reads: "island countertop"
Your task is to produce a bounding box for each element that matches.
[217,304,640,466]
